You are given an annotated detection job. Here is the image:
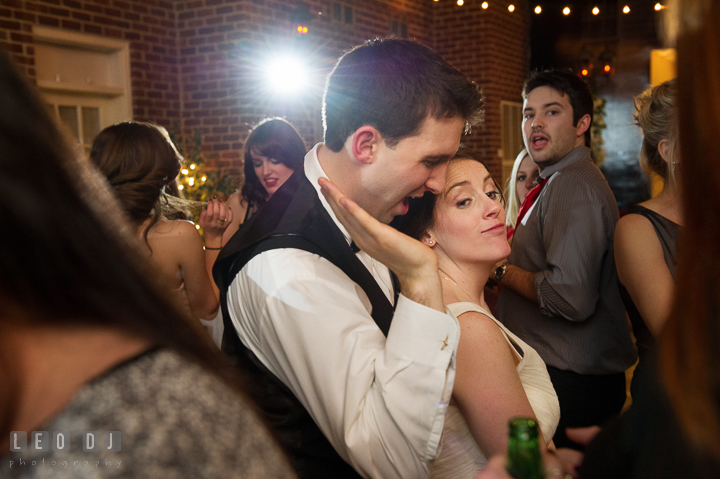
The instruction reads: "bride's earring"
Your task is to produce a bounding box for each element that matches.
[672,161,677,172]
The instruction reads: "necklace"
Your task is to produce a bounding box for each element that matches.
[438,268,481,305]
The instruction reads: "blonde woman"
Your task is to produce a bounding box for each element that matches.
[505,148,539,239]
[614,79,682,396]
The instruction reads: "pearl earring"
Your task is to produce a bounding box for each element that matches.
[672,161,677,172]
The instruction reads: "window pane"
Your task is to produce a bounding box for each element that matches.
[82,106,101,145]
[58,105,79,142]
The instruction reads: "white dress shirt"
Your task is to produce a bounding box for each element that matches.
[227,144,461,479]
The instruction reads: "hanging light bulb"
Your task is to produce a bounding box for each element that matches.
[508,4,515,12]
[592,6,600,15]
[482,1,489,8]
[563,6,571,15]
[623,5,630,13]
[534,5,542,14]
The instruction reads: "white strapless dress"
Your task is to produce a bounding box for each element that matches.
[430,302,560,479]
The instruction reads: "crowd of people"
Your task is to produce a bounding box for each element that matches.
[2,0,719,477]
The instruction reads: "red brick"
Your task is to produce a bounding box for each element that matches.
[0,19,21,29]
[84,23,101,33]
[13,11,36,21]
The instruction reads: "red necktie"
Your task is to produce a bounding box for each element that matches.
[516,176,549,225]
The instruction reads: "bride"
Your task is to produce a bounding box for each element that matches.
[321,149,560,477]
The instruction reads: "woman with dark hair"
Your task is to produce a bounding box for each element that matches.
[0,53,294,478]
[90,121,232,321]
[614,79,681,397]
[320,149,559,478]
[222,117,306,243]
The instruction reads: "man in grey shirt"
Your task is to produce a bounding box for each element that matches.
[495,70,637,450]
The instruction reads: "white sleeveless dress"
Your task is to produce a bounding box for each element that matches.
[430,302,560,479]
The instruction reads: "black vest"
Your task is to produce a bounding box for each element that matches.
[213,172,397,479]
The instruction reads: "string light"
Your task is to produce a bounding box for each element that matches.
[623,5,630,13]
[592,6,600,15]
[482,1,488,8]
[563,6,571,15]
[181,168,189,175]
[534,5,542,14]
[201,176,207,182]
[508,4,515,12]
[190,164,196,170]
[604,64,611,72]
[178,184,184,190]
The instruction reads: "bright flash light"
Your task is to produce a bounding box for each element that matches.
[482,1,488,8]
[534,5,541,14]
[508,4,515,12]
[181,168,189,175]
[623,5,630,13]
[654,3,664,10]
[190,164,196,169]
[266,56,307,95]
[592,6,600,15]
[563,6,571,15]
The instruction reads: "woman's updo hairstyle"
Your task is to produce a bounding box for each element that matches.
[634,79,678,182]
[90,122,183,243]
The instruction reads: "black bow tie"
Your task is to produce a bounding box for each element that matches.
[350,241,361,253]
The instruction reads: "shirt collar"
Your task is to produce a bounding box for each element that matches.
[304,143,353,246]
[538,146,592,180]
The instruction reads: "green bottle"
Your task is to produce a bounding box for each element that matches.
[506,417,545,479]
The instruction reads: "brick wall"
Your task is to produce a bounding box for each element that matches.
[174,0,435,178]
[0,0,181,128]
[1,0,529,185]
[434,0,530,180]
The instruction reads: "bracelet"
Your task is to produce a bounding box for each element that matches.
[204,246,222,250]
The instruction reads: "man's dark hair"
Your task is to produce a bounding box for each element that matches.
[522,69,594,148]
[323,38,484,152]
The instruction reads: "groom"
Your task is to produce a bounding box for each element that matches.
[215,39,484,479]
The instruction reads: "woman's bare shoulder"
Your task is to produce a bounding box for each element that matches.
[148,219,201,240]
[456,310,506,341]
[226,191,247,209]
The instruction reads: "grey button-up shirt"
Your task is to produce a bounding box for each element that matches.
[497,146,637,375]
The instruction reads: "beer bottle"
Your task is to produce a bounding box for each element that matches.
[506,417,544,479]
